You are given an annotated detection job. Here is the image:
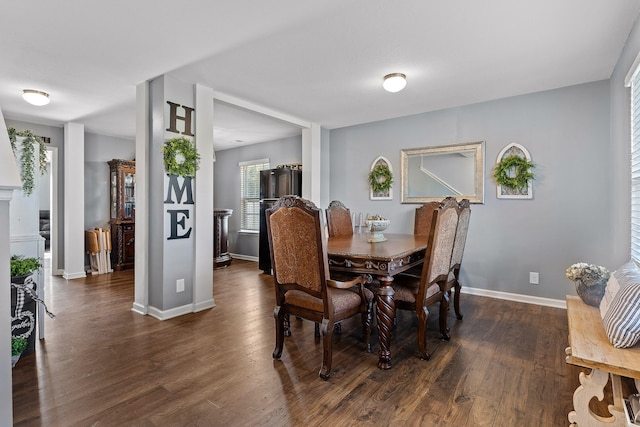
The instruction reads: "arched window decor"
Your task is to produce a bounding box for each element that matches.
[494,143,534,199]
[369,156,393,200]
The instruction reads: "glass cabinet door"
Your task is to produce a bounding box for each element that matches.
[110,171,117,219]
[123,172,135,220]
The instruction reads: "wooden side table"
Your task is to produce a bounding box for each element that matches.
[565,295,640,426]
[213,209,232,269]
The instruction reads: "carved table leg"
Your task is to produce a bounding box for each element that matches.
[376,275,395,370]
[567,368,626,427]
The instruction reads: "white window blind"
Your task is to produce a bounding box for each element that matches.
[240,159,269,231]
[631,68,640,261]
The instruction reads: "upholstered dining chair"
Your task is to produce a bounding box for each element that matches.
[266,195,373,380]
[402,200,444,277]
[414,201,440,236]
[325,200,354,237]
[391,197,459,360]
[440,198,471,328]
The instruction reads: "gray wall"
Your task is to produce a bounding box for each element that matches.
[4,119,135,269]
[84,133,135,230]
[6,119,65,266]
[329,80,611,301]
[214,135,302,258]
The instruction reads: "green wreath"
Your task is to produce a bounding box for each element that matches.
[368,164,393,193]
[493,155,535,190]
[163,137,201,177]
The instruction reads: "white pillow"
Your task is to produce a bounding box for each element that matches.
[602,284,640,348]
[599,274,620,318]
[600,260,640,348]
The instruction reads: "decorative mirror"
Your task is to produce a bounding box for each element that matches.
[400,141,485,204]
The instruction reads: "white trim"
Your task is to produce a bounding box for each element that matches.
[229,253,258,262]
[239,158,269,167]
[461,286,566,309]
[131,302,147,315]
[194,299,216,312]
[625,50,640,87]
[213,92,310,129]
[62,270,87,280]
[147,303,194,320]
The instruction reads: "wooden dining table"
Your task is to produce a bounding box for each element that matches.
[326,231,429,369]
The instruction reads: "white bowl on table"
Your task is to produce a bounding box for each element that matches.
[365,219,390,243]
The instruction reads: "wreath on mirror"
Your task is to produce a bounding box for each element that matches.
[493,155,535,190]
[162,137,200,177]
[368,164,393,193]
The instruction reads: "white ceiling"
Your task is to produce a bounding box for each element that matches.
[1,1,639,151]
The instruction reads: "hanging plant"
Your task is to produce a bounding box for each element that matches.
[162,137,200,177]
[368,164,393,193]
[7,127,47,196]
[493,155,535,190]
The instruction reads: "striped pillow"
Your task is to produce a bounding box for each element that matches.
[602,283,640,348]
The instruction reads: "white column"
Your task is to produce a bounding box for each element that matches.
[302,123,322,205]
[62,123,86,279]
[0,107,23,426]
[194,84,215,311]
[133,81,150,315]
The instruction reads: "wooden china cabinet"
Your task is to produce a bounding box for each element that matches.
[108,159,136,270]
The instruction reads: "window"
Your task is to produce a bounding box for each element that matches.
[240,159,269,231]
[631,64,640,261]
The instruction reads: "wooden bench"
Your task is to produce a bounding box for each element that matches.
[565,295,640,426]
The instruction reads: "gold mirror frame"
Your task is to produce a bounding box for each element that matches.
[401,141,485,204]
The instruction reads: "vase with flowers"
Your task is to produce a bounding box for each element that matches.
[565,262,610,306]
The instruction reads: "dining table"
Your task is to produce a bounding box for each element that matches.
[326,230,429,369]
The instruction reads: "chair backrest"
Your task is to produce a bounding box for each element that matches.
[414,202,440,236]
[326,200,353,237]
[450,199,471,269]
[421,197,459,285]
[266,195,329,300]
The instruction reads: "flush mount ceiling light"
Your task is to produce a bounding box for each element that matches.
[383,73,407,93]
[22,89,50,106]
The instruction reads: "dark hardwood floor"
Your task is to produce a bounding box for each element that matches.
[13,259,587,426]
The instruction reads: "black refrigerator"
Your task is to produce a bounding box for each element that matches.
[259,167,302,273]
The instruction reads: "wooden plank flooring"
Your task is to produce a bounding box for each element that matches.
[12,259,586,426]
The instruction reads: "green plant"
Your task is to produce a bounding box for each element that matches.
[162,137,200,177]
[10,255,42,277]
[368,164,393,193]
[7,127,47,196]
[11,337,28,356]
[493,155,535,190]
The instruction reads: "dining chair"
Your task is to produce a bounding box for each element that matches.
[325,200,354,237]
[440,198,471,328]
[391,197,459,360]
[414,201,440,236]
[401,200,444,277]
[266,195,373,380]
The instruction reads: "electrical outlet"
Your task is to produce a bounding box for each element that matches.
[176,278,185,292]
[529,272,539,285]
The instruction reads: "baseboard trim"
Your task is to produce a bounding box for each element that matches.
[194,299,216,312]
[62,270,87,280]
[230,253,258,262]
[147,304,194,320]
[461,286,566,309]
[131,302,147,315]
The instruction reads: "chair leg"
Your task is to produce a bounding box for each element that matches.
[454,281,463,320]
[273,306,285,359]
[416,307,430,360]
[319,318,334,380]
[439,293,451,341]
